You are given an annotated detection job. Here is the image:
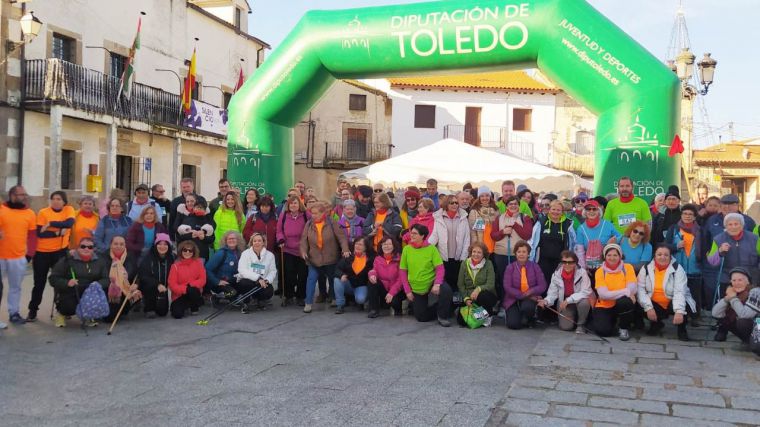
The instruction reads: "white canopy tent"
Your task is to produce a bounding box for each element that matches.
[341,138,592,194]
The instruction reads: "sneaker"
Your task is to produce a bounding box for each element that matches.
[0,320,7,329]
[190,308,199,316]
[86,319,98,327]
[496,308,506,319]
[315,295,325,304]
[714,328,728,342]
[9,313,26,325]
[438,317,451,327]
[618,328,630,341]
[54,312,66,328]
[335,306,345,314]
[303,304,312,313]
[329,299,338,308]
[26,309,37,322]
[240,303,249,314]
[367,310,379,319]
[646,321,664,336]
[575,327,585,334]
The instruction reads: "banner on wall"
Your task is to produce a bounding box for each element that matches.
[182,99,228,136]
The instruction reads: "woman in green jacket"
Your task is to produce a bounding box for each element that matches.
[213,193,244,249]
[456,241,499,326]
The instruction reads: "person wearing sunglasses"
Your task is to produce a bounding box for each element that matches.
[363,192,402,253]
[48,237,110,328]
[620,221,653,275]
[168,241,206,319]
[402,198,435,244]
[399,189,421,231]
[538,250,592,333]
[574,200,620,274]
[428,195,471,295]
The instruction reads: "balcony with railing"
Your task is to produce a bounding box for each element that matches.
[443,124,535,162]
[322,141,392,169]
[24,58,184,128]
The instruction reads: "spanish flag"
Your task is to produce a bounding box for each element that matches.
[182,48,197,113]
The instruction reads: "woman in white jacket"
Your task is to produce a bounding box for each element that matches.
[538,250,592,333]
[637,243,696,341]
[237,232,278,310]
[428,196,471,294]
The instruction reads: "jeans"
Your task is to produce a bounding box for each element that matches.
[333,278,367,308]
[306,264,336,304]
[0,257,27,316]
[30,249,67,312]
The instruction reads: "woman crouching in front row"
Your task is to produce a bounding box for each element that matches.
[538,250,592,333]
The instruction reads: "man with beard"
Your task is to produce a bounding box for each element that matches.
[604,176,652,235]
[0,186,37,327]
[651,186,682,245]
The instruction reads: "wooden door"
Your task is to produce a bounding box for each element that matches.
[464,107,481,146]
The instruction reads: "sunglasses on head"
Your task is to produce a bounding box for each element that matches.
[632,229,646,236]
[80,244,94,249]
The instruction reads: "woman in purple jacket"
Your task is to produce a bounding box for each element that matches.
[503,241,547,329]
[276,196,308,306]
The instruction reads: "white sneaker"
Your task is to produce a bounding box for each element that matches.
[618,328,630,341]
[0,320,7,329]
[497,308,506,319]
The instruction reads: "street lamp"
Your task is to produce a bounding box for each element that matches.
[697,53,717,95]
[6,11,43,52]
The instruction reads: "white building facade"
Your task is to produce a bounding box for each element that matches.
[10,0,267,208]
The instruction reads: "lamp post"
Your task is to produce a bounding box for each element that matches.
[6,11,42,54]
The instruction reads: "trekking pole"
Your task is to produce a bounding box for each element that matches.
[196,286,262,326]
[279,250,286,307]
[542,303,610,344]
[107,277,138,336]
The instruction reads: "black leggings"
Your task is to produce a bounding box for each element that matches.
[140,282,169,317]
[282,253,307,299]
[443,259,461,293]
[236,279,275,302]
[171,287,203,319]
[30,249,67,312]
[412,283,453,322]
[593,296,635,336]
[456,290,499,326]
[367,282,404,312]
[506,299,538,329]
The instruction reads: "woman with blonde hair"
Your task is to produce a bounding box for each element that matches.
[237,232,278,310]
[468,186,499,255]
[277,195,308,306]
[363,192,403,252]
[126,205,168,261]
[213,192,245,250]
[70,195,100,250]
[205,230,246,307]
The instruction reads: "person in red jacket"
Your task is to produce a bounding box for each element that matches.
[168,240,206,319]
[242,197,278,253]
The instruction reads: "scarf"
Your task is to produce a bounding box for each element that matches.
[410,240,426,249]
[258,211,273,223]
[143,221,155,229]
[726,288,751,325]
[352,253,367,275]
[602,261,624,274]
[619,194,634,203]
[80,253,93,262]
[193,210,206,217]
[585,217,600,228]
[655,263,668,272]
[731,231,744,241]
[562,269,574,298]
[520,265,529,293]
[314,217,325,249]
[506,209,517,218]
[80,210,94,218]
[383,253,394,263]
[406,207,418,218]
[108,249,130,303]
[446,210,457,219]
[110,213,122,220]
[469,257,485,272]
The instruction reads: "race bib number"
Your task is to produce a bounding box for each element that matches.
[250,263,266,275]
[617,213,636,228]
[472,218,485,231]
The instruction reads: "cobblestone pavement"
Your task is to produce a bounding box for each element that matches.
[1,273,759,426]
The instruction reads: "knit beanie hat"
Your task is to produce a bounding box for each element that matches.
[155,233,171,245]
[478,186,491,197]
[357,185,373,198]
[728,267,752,283]
[603,243,622,258]
[404,189,421,200]
[665,185,681,200]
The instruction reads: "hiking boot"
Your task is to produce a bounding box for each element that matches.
[315,294,325,303]
[54,312,66,328]
[303,304,312,313]
[677,325,690,342]
[368,310,379,319]
[714,328,728,342]
[240,303,249,314]
[438,317,451,327]
[646,321,664,336]
[224,288,238,299]
[618,328,630,341]
[335,306,345,314]
[9,313,26,325]
[26,309,37,322]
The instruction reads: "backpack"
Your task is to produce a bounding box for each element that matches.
[76,282,110,321]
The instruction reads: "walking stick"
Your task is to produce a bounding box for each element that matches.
[197,286,263,326]
[107,276,138,336]
[279,249,286,307]
[542,303,610,344]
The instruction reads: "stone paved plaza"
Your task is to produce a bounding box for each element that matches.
[1,272,759,426]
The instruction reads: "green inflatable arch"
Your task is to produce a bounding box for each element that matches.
[228,0,680,198]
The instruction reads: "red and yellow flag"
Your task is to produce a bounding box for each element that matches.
[182,48,197,113]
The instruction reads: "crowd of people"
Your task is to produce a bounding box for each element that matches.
[0,176,758,353]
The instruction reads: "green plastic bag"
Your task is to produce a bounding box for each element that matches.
[460,303,491,329]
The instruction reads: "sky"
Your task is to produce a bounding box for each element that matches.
[249,0,760,148]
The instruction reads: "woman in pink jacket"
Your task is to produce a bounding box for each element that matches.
[367,236,405,318]
[402,198,435,244]
[276,196,308,306]
[168,240,206,319]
